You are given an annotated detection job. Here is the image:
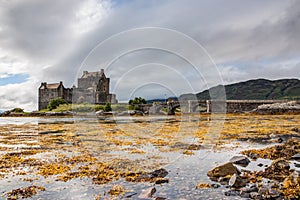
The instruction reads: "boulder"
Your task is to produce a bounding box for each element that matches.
[207,162,240,181]
[229,156,250,167]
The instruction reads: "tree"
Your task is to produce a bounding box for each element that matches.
[128,97,146,110]
[128,97,146,105]
[103,102,112,112]
[47,98,68,111]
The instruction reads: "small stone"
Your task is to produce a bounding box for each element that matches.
[218,176,232,185]
[240,186,258,194]
[195,183,212,189]
[224,190,238,196]
[153,197,166,200]
[248,153,258,160]
[138,187,156,198]
[229,174,247,188]
[229,156,250,167]
[291,153,300,161]
[155,178,169,184]
[258,187,270,197]
[150,168,168,178]
[211,183,220,188]
[187,144,202,150]
[274,159,290,170]
[257,163,264,167]
[124,192,137,198]
[269,189,281,198]
[291,127,300,133]
[250,192,258,199]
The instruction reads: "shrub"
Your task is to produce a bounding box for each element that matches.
[129,97,146,105]
[47,98,68,111]
[11,108,24,113]
[103,102,112,112]
[95,105,104,112]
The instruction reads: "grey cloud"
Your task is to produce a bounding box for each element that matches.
[0,0,84,63]
[1,0,300,110]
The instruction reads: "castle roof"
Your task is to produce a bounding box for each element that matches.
[39,82,63,89]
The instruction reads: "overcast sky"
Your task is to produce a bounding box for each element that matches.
[0,0,299,111]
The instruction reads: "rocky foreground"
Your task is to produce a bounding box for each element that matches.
[207,139,300,199]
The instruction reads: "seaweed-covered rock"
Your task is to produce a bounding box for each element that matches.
[207,162,240,181]
[262,158,291,181]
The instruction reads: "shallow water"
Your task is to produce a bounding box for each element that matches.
[0,114,299,199]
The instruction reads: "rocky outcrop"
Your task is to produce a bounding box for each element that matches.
[210,139,300,199]
[252,101,300,114]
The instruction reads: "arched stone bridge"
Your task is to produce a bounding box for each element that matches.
[138,100,293,115]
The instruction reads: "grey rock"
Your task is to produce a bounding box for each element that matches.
[229,156,250,167]
[269,189,282,198]
[150,168,168,178]
[224,190,239,196]
[138,187,156,198]
[207,162,240,181]
[211,183,220,188]
[229,174,247,188]
[95,110,104,116]
[249,192,258,199]
[239,186,258,194]
[128,110,136,115]
[155,178,169,184]
[153,197,166,200]
[124,192,137,198]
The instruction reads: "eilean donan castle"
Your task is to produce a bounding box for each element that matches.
[38,69,117,110]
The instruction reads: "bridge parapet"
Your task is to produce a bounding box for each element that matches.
[137,100,296,114]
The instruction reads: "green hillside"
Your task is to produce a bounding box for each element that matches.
[180,79,300,100]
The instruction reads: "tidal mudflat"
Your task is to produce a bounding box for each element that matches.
[0,114,299,199]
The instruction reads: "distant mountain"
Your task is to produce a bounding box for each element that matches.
[147,97,178,104]
[180,78,300,100]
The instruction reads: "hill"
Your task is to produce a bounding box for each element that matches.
[180,78,300,100]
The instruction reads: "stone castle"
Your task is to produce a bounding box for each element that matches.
[38,69,117,110]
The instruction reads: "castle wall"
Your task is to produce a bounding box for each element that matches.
[38,83,73,110]
[78,77,99,90]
